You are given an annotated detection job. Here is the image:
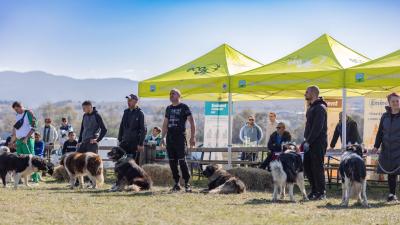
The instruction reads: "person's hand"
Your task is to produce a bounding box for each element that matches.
[161,138,166,147]
[189,137,195,148]
[303,142,310,152]
[90,139,98,144]
[372,147,379,154]
[328,147,334,151]
[22,137,28,144]
[77,142,81,148]
[137,145,144,152]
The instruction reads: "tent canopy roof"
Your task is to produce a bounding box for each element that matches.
[230,34,370,98]
[141,43,262,82]
[345,49,400,92]
[235,34,370,77]
[138,44,262,100]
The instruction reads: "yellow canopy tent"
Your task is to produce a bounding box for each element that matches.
[345,49,400,93]
[231,34,370,99]
[138,44,263,167]
[138,44,262,101]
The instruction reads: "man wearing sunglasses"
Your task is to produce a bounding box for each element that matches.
[239,115,263,161]
[259,122,292,170]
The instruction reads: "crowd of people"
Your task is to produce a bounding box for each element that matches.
[2,86,400,201]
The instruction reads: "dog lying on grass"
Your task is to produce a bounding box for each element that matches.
[202,164,246,194]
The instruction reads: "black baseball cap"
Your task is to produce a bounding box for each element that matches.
[126,94,138,100]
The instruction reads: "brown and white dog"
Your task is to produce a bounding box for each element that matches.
[202,164,246,194]
[60,152,104,189]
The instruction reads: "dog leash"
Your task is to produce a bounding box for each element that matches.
[377,161,400,174]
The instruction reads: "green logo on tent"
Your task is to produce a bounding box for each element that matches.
[150,85,156,92]
[239,80,246,88]
[355,73,365,83]
[187,64,221,75]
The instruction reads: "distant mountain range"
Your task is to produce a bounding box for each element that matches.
[0,71,138,106]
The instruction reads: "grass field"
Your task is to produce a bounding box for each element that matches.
[1,172,400,225]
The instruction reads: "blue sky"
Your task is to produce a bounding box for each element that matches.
[0,0,399,80]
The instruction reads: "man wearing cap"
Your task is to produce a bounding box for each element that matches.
[118,94,146,161]
[162,88,196,192]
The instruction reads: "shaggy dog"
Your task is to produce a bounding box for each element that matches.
[107,147,152,192]
[60,152,104,189]
[0,146,10,154]
[0,146,13,184]
[270,143,308,202]
[339,144,368,207]
[202,164,246,194]
[0,152,54,188]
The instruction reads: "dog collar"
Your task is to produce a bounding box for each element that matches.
[117,154,128,163]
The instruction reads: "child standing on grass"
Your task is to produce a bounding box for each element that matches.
[34,132,45,182]
[62,132,78,155]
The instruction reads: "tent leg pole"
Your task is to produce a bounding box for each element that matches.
[228,92,233,169]
[342,88,347,150]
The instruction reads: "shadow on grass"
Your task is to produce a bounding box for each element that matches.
[318,201,397,210]
[243,198,273,205]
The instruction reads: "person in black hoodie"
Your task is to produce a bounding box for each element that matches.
[303,86,328,200]
[77,101,107,154]
[118,94,146,162]
[259,122,292,170]
[329,112,362,150]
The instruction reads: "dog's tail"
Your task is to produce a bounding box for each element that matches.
[88,155,104,186]
[350,180,363,198]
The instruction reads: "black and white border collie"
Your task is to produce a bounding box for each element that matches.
[107,147,152,192]
[339,144,368,207]
[270,143,308,202]
[202,164,246,194]
[0,151,54,188]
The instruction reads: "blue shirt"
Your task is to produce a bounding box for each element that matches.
[34,140,45,157]
[275,134,282,146]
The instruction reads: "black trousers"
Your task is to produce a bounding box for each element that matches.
[303,141,326,194]
[166,132,190,184]
[259,152,274,170]
[388,174,398,195]
[77,142,98,154]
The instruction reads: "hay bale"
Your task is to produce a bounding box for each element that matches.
[227,167,273,191]
[52,165,69,182]
[142,164,183,186]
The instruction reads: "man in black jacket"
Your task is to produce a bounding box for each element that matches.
[259,122,291,170]
[329,112,362,150]
[303,86,328,200]
[78,101,107,154]
[118,94,146,162]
